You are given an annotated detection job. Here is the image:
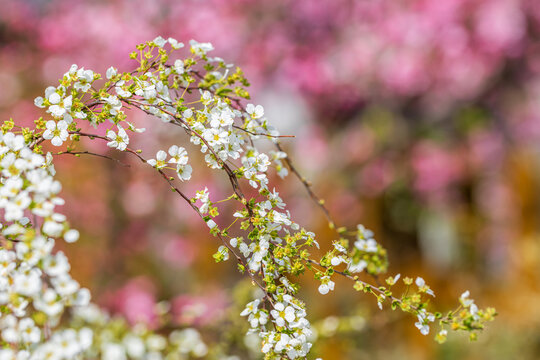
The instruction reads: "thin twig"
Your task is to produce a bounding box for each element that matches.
[53,150,130,167]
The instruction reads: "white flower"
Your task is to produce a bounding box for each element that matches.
[415,318,430,335]
[0,250,16,276]
[168,145,189,166]
[3,132,25,151]
[177,165,192,181]
[239,242,250,257]
[246,104,264,119]
[0,350,17,359]
[183,109,193,119]
[43,251,70,276]
[48,92,61,105]
[42,220,63,237]
[34,96,45,108]
[387,273,401,285]
[134,80,157,100]
[74,68,94,92]
[52,274,79,296]
[123,335,145,358]
[460,290,474,307]
[115,81,132,98]
[189,40,214,55]
[470,303,479,316]
[102,343,127,360]
[153,36,167,47]
[44,86,56,100]
[72,287,91,307]
[333,242,347,253]
[195,187,210,213]
[354,238,378,253]
[415,277,435,297]
[34,288,63,316]
[19,318,41,344]
[106,126,129,151]
[204,154,221,169]
[203,128,229,147]
[330,256,346,266]
[200,90,213,105]
[174,59,185,74]
[67,63,78,75]
[209,105,234,128]
[13,269,42,296]
[4,192,31,221]
[168,38,184,50]
[147,150,167,169]
[240,299,260,317]
[147,334,167,351]
[206,220,217,229]
[77,68,94,82]
[249,310,268,328]
[106,66,118,79]
[103,95,122,115]
[64,229,80,243]
[1,315,19,343]
[216,245,229,260]
[414,310,435,336]
[318,277,335,295]
[271,302,297,327]
[43,120,69,147]
[49,95,72,119]
[79,328,94,350]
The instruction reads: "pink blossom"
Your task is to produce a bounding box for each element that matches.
[161,236,196,268]
[411,142,465,195]
[105,277,159,329]
[171,292,227,326]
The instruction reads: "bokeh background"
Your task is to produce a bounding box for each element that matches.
[2,0,540,358]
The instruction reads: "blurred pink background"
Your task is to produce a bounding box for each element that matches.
[2,0,540,358]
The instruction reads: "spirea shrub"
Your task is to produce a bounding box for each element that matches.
[0,37,495,359]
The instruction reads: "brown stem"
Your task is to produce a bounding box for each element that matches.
[53,150,130,167]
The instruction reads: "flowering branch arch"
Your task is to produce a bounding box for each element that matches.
[0,37,495,359]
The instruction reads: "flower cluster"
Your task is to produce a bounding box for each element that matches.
[0,37,495,358]
[0,130,212,359]
[0,131,93,358]
[147,145,192,181]
[258,295,313,359]
[69,304,208,359]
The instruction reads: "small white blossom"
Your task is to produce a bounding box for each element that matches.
[43,120,69,147]
[354,238,378,253]
[460,290,474,307]
[64,229,80,243]
[318,276,335,295]
[206,219,217,229]
[415,277,435,297]
[147,150,167,169]
[106,66,118,79]
[168,38,184,50]
[190,40,214,55]
[177,165,192,181]
[271,302,297,327]
[246,104,264,119]
[153,36,167,47]
[19,318,41,344]
[106,126,129,151]
[168,145,189,166]
[174,59,185,74]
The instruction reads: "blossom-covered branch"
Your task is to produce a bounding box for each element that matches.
[0,37,495,359]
